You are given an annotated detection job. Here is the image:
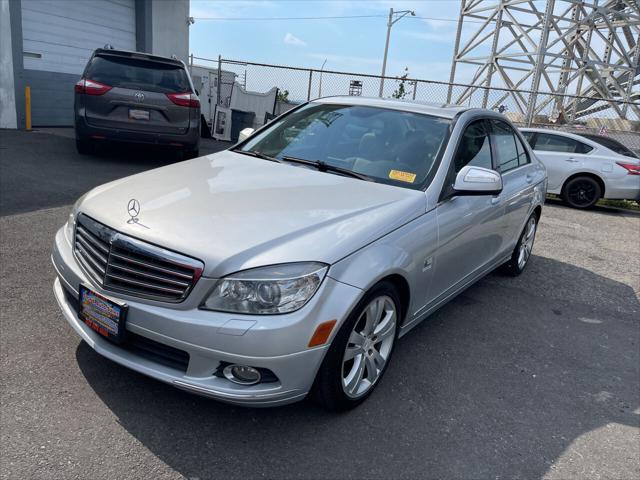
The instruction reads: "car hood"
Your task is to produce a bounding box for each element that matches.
[78,151,426,277]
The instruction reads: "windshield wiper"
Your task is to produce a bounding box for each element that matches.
[232,149,283,163]
[281,156,373,181]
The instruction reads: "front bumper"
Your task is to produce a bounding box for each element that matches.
[52,226,363,406]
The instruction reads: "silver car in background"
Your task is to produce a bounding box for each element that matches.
[52,98,546,410]
[521,128,640,209]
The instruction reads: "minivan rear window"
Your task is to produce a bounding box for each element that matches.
[85,55,191,94]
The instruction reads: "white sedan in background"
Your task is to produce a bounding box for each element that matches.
[520,128,640,208]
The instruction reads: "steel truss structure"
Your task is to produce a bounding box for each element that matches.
[447,0,640,124]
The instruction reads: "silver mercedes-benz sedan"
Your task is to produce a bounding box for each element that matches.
[52,97,547,410]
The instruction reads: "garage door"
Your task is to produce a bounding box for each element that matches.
[21,0,136,125]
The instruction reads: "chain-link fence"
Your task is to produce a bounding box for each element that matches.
[190,55,640,152]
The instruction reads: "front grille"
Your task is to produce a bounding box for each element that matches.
[74,214,203,302]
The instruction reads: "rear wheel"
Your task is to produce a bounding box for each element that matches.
[182,147,199,160]
[312,281,400,411]
[562,176,601,209]
[502,213,538,276]
[75,137,93,155]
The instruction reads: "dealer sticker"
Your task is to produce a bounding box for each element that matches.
[389,170,417,183]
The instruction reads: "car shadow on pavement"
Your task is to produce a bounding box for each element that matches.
[75,255,639,479]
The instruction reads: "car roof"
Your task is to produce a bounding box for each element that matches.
[313,96,475,119]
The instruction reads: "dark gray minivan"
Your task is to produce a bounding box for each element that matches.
[74,48,200,158]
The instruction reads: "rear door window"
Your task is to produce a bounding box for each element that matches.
[85,55,190,94]
[534,133,593,154]
[514,134,530,166]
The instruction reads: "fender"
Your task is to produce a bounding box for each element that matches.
[328,210,439,326]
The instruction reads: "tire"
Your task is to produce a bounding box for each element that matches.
[75,137,93,155]
[501,213,538,276]
[312,281,401,411]
[562,176,601,209]
[183,147,199,160]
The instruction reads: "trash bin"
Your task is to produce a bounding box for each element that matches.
[230,110,256,142]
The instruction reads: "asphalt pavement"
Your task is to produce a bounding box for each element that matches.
[1,129,639,479]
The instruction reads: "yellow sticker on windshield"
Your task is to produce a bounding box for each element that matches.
[389,170,417,183]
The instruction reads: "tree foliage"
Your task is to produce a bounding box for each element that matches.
[391,68,410,99]
[277,89,290,102]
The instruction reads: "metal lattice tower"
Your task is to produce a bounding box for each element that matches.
[447,0,640,125]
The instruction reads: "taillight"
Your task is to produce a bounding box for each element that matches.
[166,92,200,108]
[616,162,640,175]
[74,78,112,96]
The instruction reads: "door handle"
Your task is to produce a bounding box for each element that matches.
[565,157,579,163]
[525,173,533,183]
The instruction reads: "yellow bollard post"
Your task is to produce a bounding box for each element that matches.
[25,86,32,131]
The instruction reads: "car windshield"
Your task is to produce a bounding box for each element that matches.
[85,55,191,94]
[238,103,451,190]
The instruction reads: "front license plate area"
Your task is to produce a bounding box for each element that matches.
[79,285,127,343]
[129,108,150,121]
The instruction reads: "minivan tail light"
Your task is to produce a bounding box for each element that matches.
[74,78,112,96]
[616,162,640,175]
[166,92,200,108]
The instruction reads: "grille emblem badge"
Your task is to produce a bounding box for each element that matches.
[127,199,140,223]
[134,91,145,102]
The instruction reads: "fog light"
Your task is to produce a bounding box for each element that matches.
[223,364,262,385]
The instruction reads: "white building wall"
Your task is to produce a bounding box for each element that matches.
[0,0,17,128]
[151,0,189,63]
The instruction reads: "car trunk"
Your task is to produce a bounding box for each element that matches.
[82,54,193,135]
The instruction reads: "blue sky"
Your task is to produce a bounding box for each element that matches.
[188,0,468,82]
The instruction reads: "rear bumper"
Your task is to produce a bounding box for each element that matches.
[605,176,640,200]
[75,115,200,149]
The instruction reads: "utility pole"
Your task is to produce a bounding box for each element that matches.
[318,59,327,97]
[378,7,415,98]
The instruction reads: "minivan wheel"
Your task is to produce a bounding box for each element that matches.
[502,213,538,276]
[75,137,93,155]
[183,147,199,160]
[562,176,601,209]
[312,281,400,411]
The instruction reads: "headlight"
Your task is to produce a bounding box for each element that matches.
[201,262,328,314]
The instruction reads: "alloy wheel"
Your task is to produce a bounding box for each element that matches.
[567,179,598,207]
[342,295,397,399]
[517,216,537,270]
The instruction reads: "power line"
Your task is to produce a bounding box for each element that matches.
[193,14,481,24]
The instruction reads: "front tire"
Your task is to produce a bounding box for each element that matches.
[312,281,400,411]
[502,213,538,276]
[562,176,601,209]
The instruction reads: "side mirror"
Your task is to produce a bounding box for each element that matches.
[453,166,503,196]
[238,128,255,143]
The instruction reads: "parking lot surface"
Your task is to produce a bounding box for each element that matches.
[1,130,639,479]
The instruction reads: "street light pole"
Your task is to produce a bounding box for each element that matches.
[318,58,327,97]
[378,7,415,98]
